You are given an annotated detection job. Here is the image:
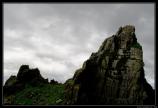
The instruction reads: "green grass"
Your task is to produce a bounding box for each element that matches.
[13,84,65,105]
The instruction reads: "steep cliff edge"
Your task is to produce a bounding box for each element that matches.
[65,25,155,105]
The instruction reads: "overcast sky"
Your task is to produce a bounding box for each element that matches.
[3,3,155,88]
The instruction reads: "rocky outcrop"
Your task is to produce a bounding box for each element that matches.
[50,79,59,85]
[3,65,65,105]
[17,65,48,85]
[65,25,155,105]
[3,65,48,96]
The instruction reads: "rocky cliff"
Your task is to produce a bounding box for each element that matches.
[65,25,155,105]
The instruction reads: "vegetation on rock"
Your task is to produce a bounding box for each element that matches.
[131,42,142,49]
[3,65,65,105]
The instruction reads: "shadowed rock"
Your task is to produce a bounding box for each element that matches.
[3,65,49,96]
[3,75,25,96]
[50,79,59,85]
[17,65,48,85]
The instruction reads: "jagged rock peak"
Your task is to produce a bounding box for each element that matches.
[116,25,135,35]
[17,65,43,83]
[65,25,154,105]
[98,25,138,54]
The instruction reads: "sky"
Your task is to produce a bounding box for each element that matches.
[3,3,155,88]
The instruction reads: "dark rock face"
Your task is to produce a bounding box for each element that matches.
[65,25,155,105]
[3,76,25,96]
[3,65,48,96]
[17,65,48,85]
[50,79,59,85]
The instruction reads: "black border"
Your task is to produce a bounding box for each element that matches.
[1,1,157,108]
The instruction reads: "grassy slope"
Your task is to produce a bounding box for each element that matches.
[12,84,65,105]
